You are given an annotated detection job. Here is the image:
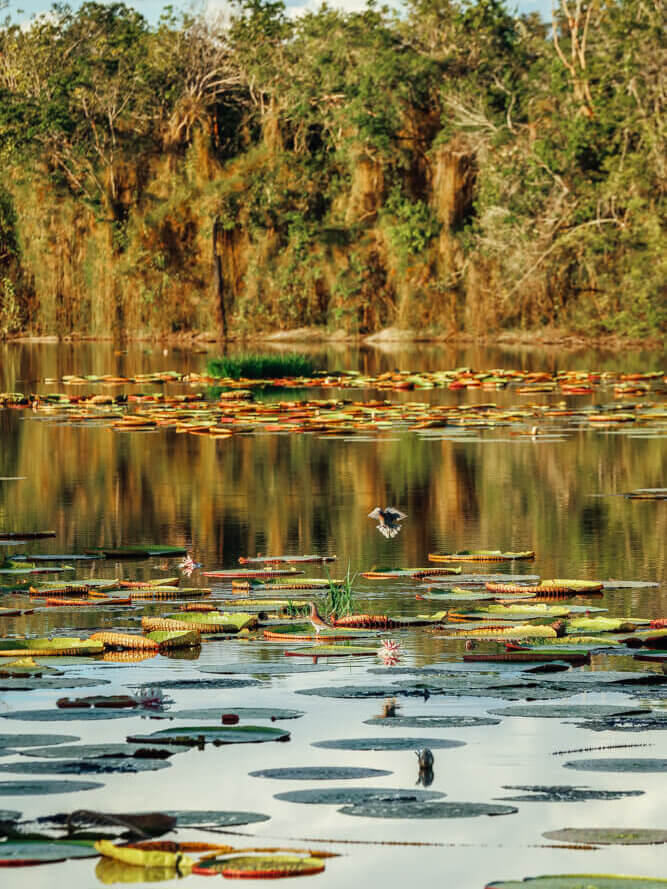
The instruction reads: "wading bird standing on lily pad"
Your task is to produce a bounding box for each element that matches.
[368,506,407,539]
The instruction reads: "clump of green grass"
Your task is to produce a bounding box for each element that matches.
[324,563,357,619]
[207,353,315,380]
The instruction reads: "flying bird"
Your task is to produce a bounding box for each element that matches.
[368,507,407,538]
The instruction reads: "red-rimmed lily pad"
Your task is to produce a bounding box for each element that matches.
[543,829,667,846]
[0,839,98,866]
[485,878,667,888]
[126,725,290,746]
[249,767,392,780]
[339,800,517,819]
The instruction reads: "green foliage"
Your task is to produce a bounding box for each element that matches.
[383,186,440,258]
[324,563,356,620]
[207,353,315,380]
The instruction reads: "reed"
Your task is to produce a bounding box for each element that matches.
[324,563,356,619]
[207,354,315,380]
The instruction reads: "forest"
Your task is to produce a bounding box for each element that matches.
[0,0,664,340]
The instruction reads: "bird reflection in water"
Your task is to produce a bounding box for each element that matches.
[368,506,407,538]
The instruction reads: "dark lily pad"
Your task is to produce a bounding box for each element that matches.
[249,767,392,780]
[200,662,330,675]
[0,734,79,747]
[485,878,667,888]
[0,839,98,865]
[571,713,667,732]
[297,685,400,699]
[0,780,103,795]
[488,705,650,719]
[564,758,667,773]
[1,708,136,721]
[339,800,518,819]
[312,737,465,752]
[19,743,183,759]
[166,810,271,828]
[164,707,304,721]
[0,678,111,692]
[497,785,644,802]
[141,678,262,690]
[0,758,171,775]
[274,787,445,805]
[364,715,501,728]
[126,725,290,746]
[543,828,667,845]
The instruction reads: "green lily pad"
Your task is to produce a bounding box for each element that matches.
[485,877,667,888]
[165,707,304,721]
[0,734,79,747]
[488,705,650,719]
[1,708,136,721]
[166,810,270,828]
[0,758,171,775]
[339,800,518,819]
[497,785,644,802]
[126,725,290,746]
[0,839,98,865]
[274,787,445,805]
[250,766,392,780]
[19,743,183,759]
[200,662,330,675]
[0,677,110,692]
[0,780,103,795]
[564,758,667,773]
[364,715,501,728]
[543,828,667,845]
[312,737,465,752]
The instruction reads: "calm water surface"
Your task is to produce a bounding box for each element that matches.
[0,342,665,888]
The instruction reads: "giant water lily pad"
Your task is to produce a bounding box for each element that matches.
[194,853,326,878]
[143,678,262,690]
[164,707,304,721]
[165,810,270,828]
[274,787,445,805]
[339,800,518,819]
[485,878,667,888]
[570,713,667,732]
[0,779,103,795]
[19,742,182,759]
[0,758,171,775]
[1,707,136,722]
[0,839,98,865]
[126,725,290,746]
[250,766,392,780]
[364,715,501,728]
[200,662,330,675]
[0,677,111,692]
[497,786,644,802]
[488,705,650,719]
[312,737,465,752]
[0,733,79,748]
[564,758,667,773]
[297,685,401,699]
[543,828,667,846]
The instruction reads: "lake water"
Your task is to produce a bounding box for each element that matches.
[0,341,665,888]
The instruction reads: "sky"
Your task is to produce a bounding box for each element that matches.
[5,0,555,25]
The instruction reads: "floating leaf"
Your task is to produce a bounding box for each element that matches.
[564,758,667,773]
[0,734,79,747]
[19,743,183,759]
[364,715,500,728]
[339,800,517,819]
[0,839,97,866]
[126,725,290,746]
[485,877,667,888]
[193,853,325,878]
[0,758,171,775]
[497,785,644,802]
[200,662,330,675]
[166,810,270,828]
[164,707,304,721]
[543,828,667,846]
[249,767,392,780]
[488,705,650,719]
[571,713,667,732]
[312,737,465,751]
[0,677,111,692]
[274,787,445,805]
[142,678,262,690]
[0,779,103,795]
[1,708,137,722]
[95,859,180,883]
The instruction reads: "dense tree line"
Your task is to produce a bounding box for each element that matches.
[0,0,664,337]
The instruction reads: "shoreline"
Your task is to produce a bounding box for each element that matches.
[5,325,665,352]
